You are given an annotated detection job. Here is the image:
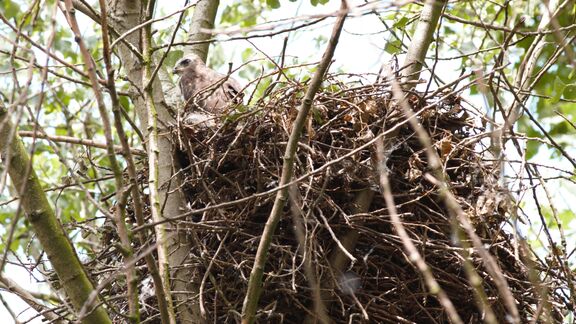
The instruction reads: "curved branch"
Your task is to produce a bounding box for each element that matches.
[0,275,62,323]
[241,2,349,323]
[18,131,146,156]
[0,107,112,324]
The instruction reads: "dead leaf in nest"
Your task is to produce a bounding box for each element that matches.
[476,194,494,218]
[419,107,435,120]
[475,190,511,225]
[291,102,301,117]
[407,93,420,106]
[312,104,329,124]
[439,133,453,161]
[307,115,315,138]
[407,167,422,182]
[407,154,424,182]
[386,104,403,124]
[358,99,378,120]
[343,113,354,123]
[448,101,462,115]
[357,129,374,142]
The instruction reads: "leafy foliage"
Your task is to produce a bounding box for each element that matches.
[0,0,575,322]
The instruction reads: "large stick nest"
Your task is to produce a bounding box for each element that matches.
[104,75,563,323]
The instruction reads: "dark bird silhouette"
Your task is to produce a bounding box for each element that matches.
[172,54,243,115]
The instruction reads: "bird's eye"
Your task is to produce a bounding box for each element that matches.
[180,59,191,66]
[226,84,239,97]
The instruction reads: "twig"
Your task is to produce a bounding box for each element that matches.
[140,0,178,323]
[109,2,197,51]
[241,2,349,323]
[401,0,447,84]
[375,137,464,324]
[199,232,229,319]
[386,69,521,323]
[99,0,172,322]
[62,0,139,321]
[289,186,330,324]
[17,131,146,156]
[0,275,62,323]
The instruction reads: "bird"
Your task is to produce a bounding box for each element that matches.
[172,54,243,115]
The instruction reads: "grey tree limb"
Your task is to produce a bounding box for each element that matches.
[401,0,447,83]
[0,108,112,324]
[185,0,221,60]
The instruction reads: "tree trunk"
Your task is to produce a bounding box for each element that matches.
[106,0,192,322]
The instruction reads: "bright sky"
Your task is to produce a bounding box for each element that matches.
[158,0,400,78]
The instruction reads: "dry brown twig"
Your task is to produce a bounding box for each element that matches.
[242,3,349,320]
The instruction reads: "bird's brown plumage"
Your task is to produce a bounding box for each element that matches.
[172,54,243,115]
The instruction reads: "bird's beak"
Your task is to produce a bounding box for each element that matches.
[172,67,179,75]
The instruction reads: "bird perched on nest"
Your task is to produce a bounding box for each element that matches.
[172,54,243,118]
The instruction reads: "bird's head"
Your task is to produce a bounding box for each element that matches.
[172,54,204,75]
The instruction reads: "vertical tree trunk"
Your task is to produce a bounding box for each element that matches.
[401,0,447,83]
[186,0,220,60]
[107,0,191,322]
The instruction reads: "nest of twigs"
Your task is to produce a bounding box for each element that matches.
[105,75,563,323]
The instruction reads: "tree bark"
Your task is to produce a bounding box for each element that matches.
[401,0,447,83]
[186,0,220,60]
[166,1,223,322]
[106,0,191,322]
[0,108,112,324]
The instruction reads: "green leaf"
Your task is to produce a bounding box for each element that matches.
[393,17,409,28]
[55,126,68,136]
[267,0,281,9]
[563,84,576,100]
[119,95,131,111]
[558,209,575,229]
[525,124,540,138]
[164,50,183,70]
[313,35,328,49]
[550,76,566,103]
[384,39,402,55]
[525,140,539,160]
[221,2,262,28]
[549,121,569,136]
[241,48,254,61]
[4,0,20,20]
